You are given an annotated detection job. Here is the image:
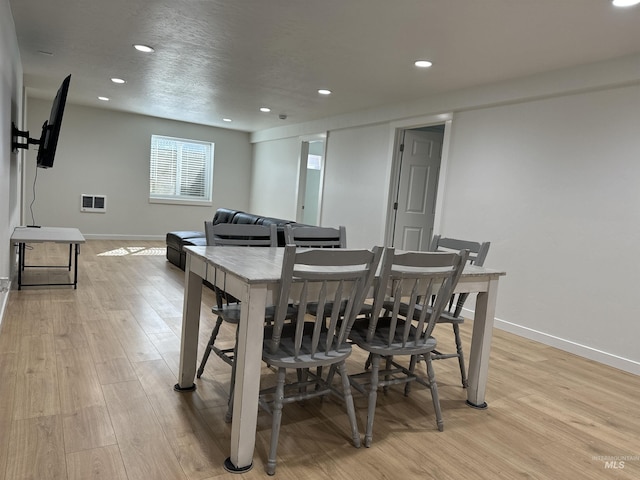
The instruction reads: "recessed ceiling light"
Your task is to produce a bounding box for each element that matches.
[260,107,271,113]
[133,44,155,53]
[223,118,232,122]
[98,96,110,101]
[111,78,126,84]
[318,89,332,95]
[612,0,640,6]
[414,60,433,68]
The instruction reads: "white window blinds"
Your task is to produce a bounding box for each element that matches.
[149,135,214,205]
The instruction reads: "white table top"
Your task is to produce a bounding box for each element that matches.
[184,245,506,284]
[11,226,86,244]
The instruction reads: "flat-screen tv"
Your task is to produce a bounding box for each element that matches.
[36,74,71,168]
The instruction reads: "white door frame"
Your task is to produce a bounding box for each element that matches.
[384,114,453,247]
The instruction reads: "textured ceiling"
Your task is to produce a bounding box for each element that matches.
[10,0,640,133]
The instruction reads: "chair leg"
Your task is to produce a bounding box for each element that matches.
[337,361,361,448]
[225,327,240,423]
[364,353,372,370]
[197,317,223,378]
[404,355,418,396]
[382,355,393,394]
[315,366,323,388]
[452,323,468,388]
[424,353,444,432]
[364,354,380,448]
[321,364,339,404]
[266,368,287,476]
[226,387,234,424]
[295,368,310,402]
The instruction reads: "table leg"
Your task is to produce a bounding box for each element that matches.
[73,244,79,289]
[225,283,267,473]
[466,277,500,409]
[175,255,203,392]
[17,242,24,290]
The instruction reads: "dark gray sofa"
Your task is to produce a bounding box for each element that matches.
[166,207,302,270]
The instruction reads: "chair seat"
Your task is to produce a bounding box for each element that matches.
[349,317,437,356]
[263,323,352,368]
[263,340,352,369]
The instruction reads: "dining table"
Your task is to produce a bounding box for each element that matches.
[175,245,506,473]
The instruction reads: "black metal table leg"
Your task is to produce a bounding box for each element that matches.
[73,243,79,289]
[17,242,24,290]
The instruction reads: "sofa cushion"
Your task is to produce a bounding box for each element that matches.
[213,208,242,225]
[166,230,206,249]
[231,212,262,224]
[257,217,294,227]
[257,217,296,246]
[183,236,207,247]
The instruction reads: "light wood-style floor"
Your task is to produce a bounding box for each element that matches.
[1,240,638,479]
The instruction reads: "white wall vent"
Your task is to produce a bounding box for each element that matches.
[81,194,107,213]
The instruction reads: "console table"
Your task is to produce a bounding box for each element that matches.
[11,226,86,290]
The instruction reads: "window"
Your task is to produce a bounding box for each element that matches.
[307,154,322,170]
[149,135,214,205]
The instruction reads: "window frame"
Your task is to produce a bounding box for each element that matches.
[149,134,215,206]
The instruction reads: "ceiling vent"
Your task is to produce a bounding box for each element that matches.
[81,194,107,213]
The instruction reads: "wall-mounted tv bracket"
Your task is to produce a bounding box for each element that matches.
[11,122,41,152]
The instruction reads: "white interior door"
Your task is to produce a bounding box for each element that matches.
[392,129,443,250]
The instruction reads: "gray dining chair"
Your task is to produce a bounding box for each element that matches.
[284,224,346,248]
[284,223,349,313]
[259,244,382,475]
[284,224,356,348]
[197,221,279,420]
[428,235,490,387]
[348,247,468,446]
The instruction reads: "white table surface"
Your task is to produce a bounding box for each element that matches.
[177,246,506,471]
[11,226,86,243]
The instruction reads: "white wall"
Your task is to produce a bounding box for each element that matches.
[321,125,391,248]
[1,0,23,321]
[250,137,299,220]
[24,101,252,238]
[248,57,640,374]
[250,124,392,247]
[442,84,640,370]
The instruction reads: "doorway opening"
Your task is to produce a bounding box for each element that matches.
[296,133,327,226]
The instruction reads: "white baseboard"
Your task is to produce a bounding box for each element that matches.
[82,234,166,241]
[462,308,640,376]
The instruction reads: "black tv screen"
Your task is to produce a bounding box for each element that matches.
[36,74,71,168]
